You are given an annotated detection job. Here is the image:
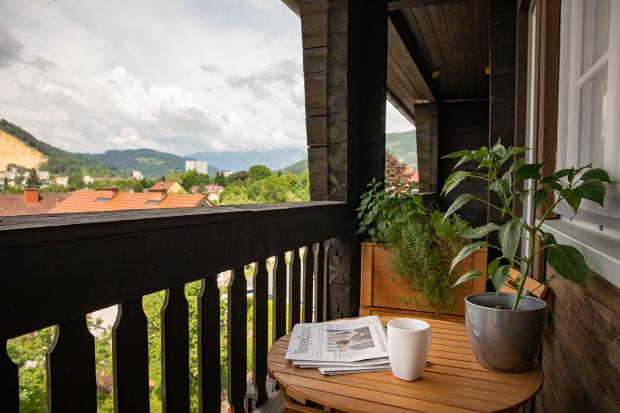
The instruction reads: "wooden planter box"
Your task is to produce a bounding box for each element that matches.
[360,242,487,318]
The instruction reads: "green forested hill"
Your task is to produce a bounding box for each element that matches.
[89,149,188,177]
[386,130,417,167]
[0,119,113,176]
[280,158,308,174]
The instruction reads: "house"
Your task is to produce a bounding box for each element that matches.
[83,175,94,185]
[1,1,618,412]
[38,171,50,182]
[149,179,185,194]
[0,188,70,216]
[185,160,208,174]
[50,187,208,213]
[54,176,69,186]
[191,184,224,203]
[132,170,143,180]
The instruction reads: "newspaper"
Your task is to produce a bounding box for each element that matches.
[285,316,389,374]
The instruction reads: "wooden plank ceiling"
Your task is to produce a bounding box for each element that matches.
[389,0,490,105]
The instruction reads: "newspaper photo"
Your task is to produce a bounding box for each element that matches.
[285,316,389,363]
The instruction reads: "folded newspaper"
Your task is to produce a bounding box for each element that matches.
[285,316,390,375]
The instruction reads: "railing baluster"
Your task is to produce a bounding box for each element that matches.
[252,260,269,406]
[315,241,327,322]
[0,340,18,413]
[288,250,301,332]
[272,254,287,342]
[161,286,190,413]
[198,275,221,413]
[302,245,314,323]
[228,267,247,413]
[113,298,150,413]
[47,317,97,413]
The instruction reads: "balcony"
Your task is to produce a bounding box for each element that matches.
[1,202,350,411]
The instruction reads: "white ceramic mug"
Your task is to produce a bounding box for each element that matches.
[387,318,431,381]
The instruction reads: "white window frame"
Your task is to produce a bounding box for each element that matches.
[557,0,620,219]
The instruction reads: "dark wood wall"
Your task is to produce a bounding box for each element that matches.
[300,0,387,318]
[437,101,489,228]
[540,269,620,412]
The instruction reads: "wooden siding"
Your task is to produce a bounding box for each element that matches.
[436,101,489,228]
[540,269,620,412]
[414,102,438,193]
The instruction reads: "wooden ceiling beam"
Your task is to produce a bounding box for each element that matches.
[388,12,438,100]
[388,0,463,12]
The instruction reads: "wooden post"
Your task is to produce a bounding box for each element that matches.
[414,103,438,193]
[488,0,517,265]
[301,0,387,318]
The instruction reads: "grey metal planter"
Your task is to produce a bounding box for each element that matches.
[465,292,546,373]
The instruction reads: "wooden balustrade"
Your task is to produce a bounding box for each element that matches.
[0,201,348,412]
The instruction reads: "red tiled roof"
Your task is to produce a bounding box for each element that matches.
[50,190,207,213]
[150,180,178,191]
[0,193,70,216]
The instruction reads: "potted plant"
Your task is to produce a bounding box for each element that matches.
[443,140,611,372]
[356,181,487,317]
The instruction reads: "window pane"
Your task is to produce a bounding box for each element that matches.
[581,0,610,73]
[579,67,608,168]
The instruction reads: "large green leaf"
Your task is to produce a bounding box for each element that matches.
[576,179,606,207]
[540,231,557,247]
[458,223,500,239]
[442,150,473,159]
[489,178,511,194]
[515,163,543,181]
[498,218,522,263]
[580,168,611,183]
[441,170,471,196]
[561,189,581,213]
[452,269,483,287]
[491,264,511,292]
[546,244,589,288]
[533,188,550,208]
[487,256,503,277]
[443,193,475,221]
[450,241,487,273]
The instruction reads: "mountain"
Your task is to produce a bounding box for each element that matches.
[186,147,307,172]
[386,130,417,167]
[0,119,113,176]
[280,159,308,174]
[87,149,219,178]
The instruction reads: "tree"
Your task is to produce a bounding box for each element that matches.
[248,165,271,181]
[385,150,409,193]
[26,169,41,188]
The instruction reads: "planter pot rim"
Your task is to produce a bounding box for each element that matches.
[465,292,546,312]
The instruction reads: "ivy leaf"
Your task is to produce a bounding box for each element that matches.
[441,170,471,196]
[533,188,550,208]
[452,270,483,287]
[546,244,589,288]
[443,193,475,221]
[491,264,511,292]
[576,179,606,207]
[580,168,611,183]
[458,223,500,239]
[498,218,521,263]
[450,241,487,273]
[515,163,543,181]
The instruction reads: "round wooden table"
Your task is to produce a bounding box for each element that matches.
[267,317,543,413]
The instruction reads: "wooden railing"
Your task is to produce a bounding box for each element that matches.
[0,201,350,412]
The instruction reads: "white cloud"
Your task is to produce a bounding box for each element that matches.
[0,0,305,155]
[386,100,415,133]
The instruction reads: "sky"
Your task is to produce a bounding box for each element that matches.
[0,0,413,156]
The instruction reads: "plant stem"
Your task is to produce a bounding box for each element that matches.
[512,227,537,310]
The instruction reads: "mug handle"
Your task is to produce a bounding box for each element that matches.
[428,328,432,349]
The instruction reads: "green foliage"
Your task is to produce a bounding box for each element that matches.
[387,210,470,315]
[220,169,309,204]
[89,149,194,178]
[386,130,417,167]
[443,140,612,309]
[355,180,424,243]
[26,169,41,187]
[180,170,212,192]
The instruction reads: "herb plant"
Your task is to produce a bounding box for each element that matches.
[443,140,612,310]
